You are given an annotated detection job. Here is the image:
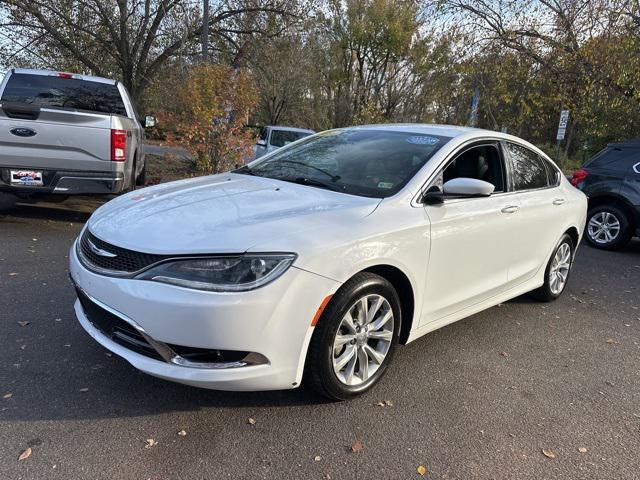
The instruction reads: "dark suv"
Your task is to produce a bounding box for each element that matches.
[571,140,640,249]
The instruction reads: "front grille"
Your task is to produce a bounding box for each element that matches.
[79,230,170,275]
[75,287,164,361]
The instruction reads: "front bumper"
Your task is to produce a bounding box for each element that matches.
[1,167,125,195]
[69,241,339,391]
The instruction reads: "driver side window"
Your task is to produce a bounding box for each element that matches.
[439,144,505,193]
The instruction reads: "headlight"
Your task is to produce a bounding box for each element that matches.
[135,254,296,292]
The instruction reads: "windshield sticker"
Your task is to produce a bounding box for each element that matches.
[378,182,394,189]
[406,135,439,146]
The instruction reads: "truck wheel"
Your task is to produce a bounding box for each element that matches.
[0,193,17,212]
[136,161,146,186]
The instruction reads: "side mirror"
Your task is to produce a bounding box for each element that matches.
[443,178,495,196]
[256,139,267,147]
[421,178,494,204]
[144,115,156,128]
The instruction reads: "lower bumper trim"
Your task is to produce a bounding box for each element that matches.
[73,281,269,370]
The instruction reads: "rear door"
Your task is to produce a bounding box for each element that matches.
[502,142,564,285]
[0,72,125,172]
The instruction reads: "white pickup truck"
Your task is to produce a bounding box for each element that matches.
[0,68,151,203]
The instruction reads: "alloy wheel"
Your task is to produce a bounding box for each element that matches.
[587,211,620,245]
[331,294,394,386]
[549,242,571,295]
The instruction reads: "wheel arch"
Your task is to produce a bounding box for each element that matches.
[361,264,416,345]
[564,226,580,249]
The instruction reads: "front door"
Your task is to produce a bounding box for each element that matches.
[421,143,520,323]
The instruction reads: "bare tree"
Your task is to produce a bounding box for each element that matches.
[0,0,297,104]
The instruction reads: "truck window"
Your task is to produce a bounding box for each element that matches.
[1,73,127,116]
[270,130,310,147]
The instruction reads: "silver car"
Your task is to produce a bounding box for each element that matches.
[0,68,150,200]
[254,125,315,160]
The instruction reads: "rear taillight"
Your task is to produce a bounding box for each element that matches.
[110,129,127,162]
[57,72,74,79]
[570,168,588,187]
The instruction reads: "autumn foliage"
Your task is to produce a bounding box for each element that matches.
[163,64,258,174]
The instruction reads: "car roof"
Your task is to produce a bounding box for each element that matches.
[606,138,640,148]
[266,125,315,133]
[346,123,492,138]
[10,68,117,85]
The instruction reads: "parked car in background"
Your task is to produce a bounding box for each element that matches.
[571,139,640,249]
[253,125,314,160]
[0,68,151,204]
[70,125,586,400]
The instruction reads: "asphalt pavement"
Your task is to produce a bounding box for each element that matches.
[1,199,639,480]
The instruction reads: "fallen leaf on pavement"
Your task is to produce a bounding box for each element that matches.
[542,448,556,459]
[3,393,12,399]
[18,447,32,461]
[145,438,157,448]
[247,417,256,425]
[417,465,427,476]
[18,321,29,327]
[177,430,187,437]
[578,447,587,453]
[8,272,18,276]
[500,351,510,357]
[314,455,321,462]
[376,399,393,407]
[351,439,363,453]
[606,338,618,344]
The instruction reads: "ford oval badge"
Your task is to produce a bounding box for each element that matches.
[10,127,37,137]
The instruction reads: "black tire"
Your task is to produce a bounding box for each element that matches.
[136,160,146,186]
[0,193,17,212]
[123,158,137,194]
[305,272,401,401]
[585,204,633,250]
[531,233,574,302]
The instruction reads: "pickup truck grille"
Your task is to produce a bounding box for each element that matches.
[79,230,170,275]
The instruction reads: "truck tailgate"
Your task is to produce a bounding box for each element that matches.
[0,107,113,172]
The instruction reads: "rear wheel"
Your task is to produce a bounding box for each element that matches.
[136,160,146,186]
[531,234,574,302]
[585,205,632,250]
[305,272,401,400]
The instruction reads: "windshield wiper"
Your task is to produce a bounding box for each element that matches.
[276,160,341,182]
[233,165,258,176]
[287,177,346,192]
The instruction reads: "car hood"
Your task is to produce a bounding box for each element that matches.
[87,173,381,254]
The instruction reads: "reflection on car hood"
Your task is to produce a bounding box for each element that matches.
[87,173,381,254]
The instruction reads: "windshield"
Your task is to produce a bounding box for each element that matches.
[244,129,450,198]
[1,73,127,116]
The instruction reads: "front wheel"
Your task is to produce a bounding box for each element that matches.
[305,272,401,400]
[531,234,574,302]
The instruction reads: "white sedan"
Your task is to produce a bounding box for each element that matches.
[69,125,587,400]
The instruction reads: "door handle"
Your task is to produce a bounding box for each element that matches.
[501,205,520,214]
[552,198,566,205]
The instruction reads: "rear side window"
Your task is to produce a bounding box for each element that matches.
[542,158,561,186]
[1,73,127,116]
[270,130,310,147]
[504,142,549,190]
